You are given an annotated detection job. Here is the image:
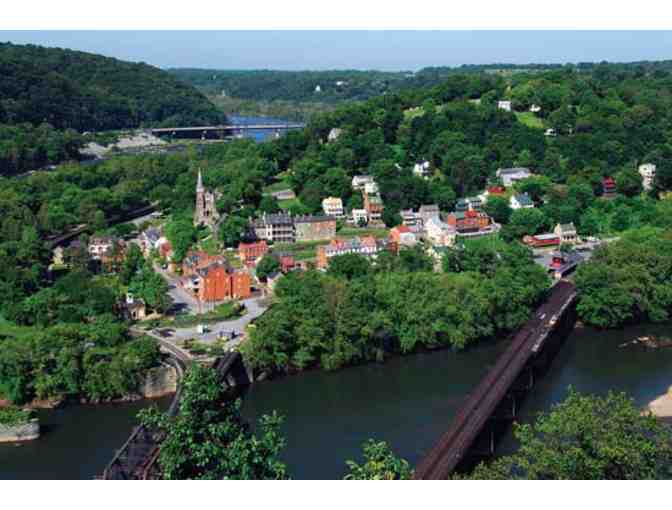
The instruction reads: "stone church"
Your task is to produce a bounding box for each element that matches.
[193,170,220,229]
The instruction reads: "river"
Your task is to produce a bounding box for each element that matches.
[0,397,171,480]
[2,323,672,479]
[240,322,672,480]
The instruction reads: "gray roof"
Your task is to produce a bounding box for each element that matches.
[498,167,531,175]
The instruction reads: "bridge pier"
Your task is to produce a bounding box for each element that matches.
[414,282,578,479]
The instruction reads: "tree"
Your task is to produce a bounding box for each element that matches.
[503,208,549,241]
[344,440,413,480]
[483,196,512,224]
[218,215,248,248]
[129,262,171,313]
[256,255,281,281]
[615,169,643,197]
[258,195,280,214]
[138,364,288,480]
[467,389,672,480]
[327,254,371,280]
[165,216,197,263]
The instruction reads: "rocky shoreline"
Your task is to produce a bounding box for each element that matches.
[647,387,672,420]
[0,364,177,410]
[0,419,40,443]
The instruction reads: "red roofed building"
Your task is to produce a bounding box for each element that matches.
[446,210,491,233]
[602,176,617,198]
[182,257,252,302]
[523,233,561,248]
[238,240,269,267]
[278,254,296,273]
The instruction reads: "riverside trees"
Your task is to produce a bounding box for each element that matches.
[466,389,672,480]
[138,364,288,480]
[575,228,672,328]
[242,244,549,373]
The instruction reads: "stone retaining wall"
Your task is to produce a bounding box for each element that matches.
[0,419,40,443]
[140,364,177,399]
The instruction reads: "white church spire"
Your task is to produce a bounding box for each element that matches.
[196,169,204,193]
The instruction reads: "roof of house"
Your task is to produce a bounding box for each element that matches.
[534,233,560,241]
[497,167,531,175]
[557,222,577,233]
[419,204,440,214]
[254,213,293,226]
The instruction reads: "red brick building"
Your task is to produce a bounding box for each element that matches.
[446,210,491,233]
[181,251,252,302]
[238,240,269,266]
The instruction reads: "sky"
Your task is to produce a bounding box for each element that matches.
[1,31,671,71]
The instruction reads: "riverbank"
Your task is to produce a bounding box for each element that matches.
[0,363,177,410]
[0,420,40,443]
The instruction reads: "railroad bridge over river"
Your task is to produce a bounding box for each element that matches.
[414,280,578,479]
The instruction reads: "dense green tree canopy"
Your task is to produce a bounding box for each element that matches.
[466,389,672,480]
[138,364,288,480]
[0,42,224,131]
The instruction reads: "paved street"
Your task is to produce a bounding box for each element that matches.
[164,296,269,345]
[150,263,270,352]
[153,263,201,314]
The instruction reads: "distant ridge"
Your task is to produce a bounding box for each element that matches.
[0,42,226,131]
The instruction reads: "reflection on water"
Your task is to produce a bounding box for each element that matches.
[242,323,672,480]
[3,322,672,480]
[0,397,170,480]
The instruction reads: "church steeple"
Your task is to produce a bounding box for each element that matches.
[196,169,204,193]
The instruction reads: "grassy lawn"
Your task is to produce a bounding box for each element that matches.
[278,197,301,210]
[337,226,390,239]
[262,178,294,195]
[273,239,330,261]
[150,301,245,328]
[515,112,545,130]
[460,232,503,248]
[199,236,220,256]
[223,250,244,269]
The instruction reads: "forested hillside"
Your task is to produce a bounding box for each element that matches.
[0,42,225,131]
[170,61,672,105]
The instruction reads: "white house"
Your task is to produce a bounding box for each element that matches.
[510,193,535,210]
[352,175,375,190]
[327,128,343,143]
[413,160,432,179]
[364,181,379,194]
[314,85,322,93]
[496,167,532,188]
[529,104,541,113]
[424,217,457,247]
[544,128,557,137]
[497,100,512,112]
[639,163,657,191]
[554,223,578,244]
[351,209,368,225]
[321,197,344,218]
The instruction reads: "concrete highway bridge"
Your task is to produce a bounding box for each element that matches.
[414,280,578,479]
[150,123,305,139]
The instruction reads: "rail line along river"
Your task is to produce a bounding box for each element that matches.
[2,323,672,479]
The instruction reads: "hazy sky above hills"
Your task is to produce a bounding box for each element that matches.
[1,31,672,70]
